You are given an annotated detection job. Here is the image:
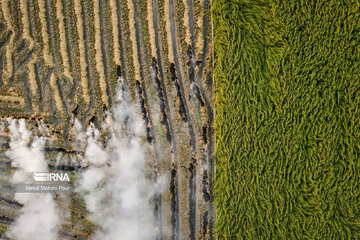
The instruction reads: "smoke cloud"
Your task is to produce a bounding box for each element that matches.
[2,78,158,239]
[76,79,156,239]
[5,119,61,240]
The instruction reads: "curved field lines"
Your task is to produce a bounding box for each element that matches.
[20,0,38,113]
[1,0,14,84]
[0,0,213,239]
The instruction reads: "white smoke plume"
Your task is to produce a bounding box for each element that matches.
[5,119,61,240]
[76,79,156,239]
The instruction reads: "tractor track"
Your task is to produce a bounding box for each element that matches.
[98,0,109,78]
[169,0,196,149]
[151,1,182,239]
[115,0,129,87]
[81,0,100,114]
[61,0,77,80]
[131,1,167,238]
[169,1,205,238]
[187,0,196,51]
[187,0,214,236]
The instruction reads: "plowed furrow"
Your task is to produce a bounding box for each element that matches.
[1,0,14,84]
[115,0,129,84]
[49,72,65,114]
[186,0,195,50]
[126,0,141,83]
[20,0,38,113]
[168,0,196,148]
[182,0,191,45]
[170,166,179,240]
[81,0,103,114]
[147,0,157,58]
[152,58,171,143]
[37,0,54,66]
[55,0,73,82]
[74,0,90,105]
[93,0,109,108]
[151,2,183,239]
[188,157,197,240]
[0,197,23,209]
[110,0,121,66]
[195,0,204,58]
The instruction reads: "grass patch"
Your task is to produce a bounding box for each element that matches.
[69,173,80,180]
[156,118,165,146]
[214,0,360,239]
[71,216,96,227]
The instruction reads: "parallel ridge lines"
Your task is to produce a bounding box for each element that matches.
[148,1,183,239]
[182,0,191,45]
[49,72,64,113]
[55,0,73,83]
[195,0,204,58]
[146,0,157,58]
[174,0,213,238]
[164,0,175,63]
[37,0,54,66]
[93,0,109,108]
[0,1,213,239]
[43,0,66,115]
[115,0,129,85]
[110,0,121,66]
[74,0,90,105]
[81,0,105,113]
[126,0,142,83]
[1,0,14,84]
[143,1,167,238]
[19,0,38,113]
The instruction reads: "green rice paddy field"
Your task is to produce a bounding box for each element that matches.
[214,0,360,239]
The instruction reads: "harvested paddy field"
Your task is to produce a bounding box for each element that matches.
[214,0,360,239]
[0,0,213,239]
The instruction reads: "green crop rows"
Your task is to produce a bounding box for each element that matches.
[214,0,360,239]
